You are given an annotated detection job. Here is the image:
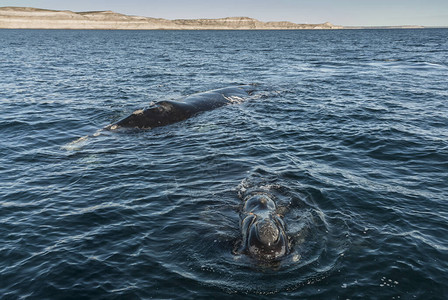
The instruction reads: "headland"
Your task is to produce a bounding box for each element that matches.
[0,7,342,30]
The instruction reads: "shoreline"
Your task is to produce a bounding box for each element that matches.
[0,6,342,30]
[0,7,434,31]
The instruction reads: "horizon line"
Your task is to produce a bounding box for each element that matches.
[1,6,446,28]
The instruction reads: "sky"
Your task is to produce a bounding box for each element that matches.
[1,0,447,27]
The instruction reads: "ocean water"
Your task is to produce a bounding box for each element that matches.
[1,28,447,299]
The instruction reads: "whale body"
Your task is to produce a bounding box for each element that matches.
[63,85,254,151]
[105,85,255,130]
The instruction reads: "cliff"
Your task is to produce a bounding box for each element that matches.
[0,7,342,30]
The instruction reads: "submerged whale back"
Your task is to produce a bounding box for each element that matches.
[107,85,254,130]
[64,85,254,150]
[110,100,193,129]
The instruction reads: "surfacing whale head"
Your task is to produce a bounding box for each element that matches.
[240,195,289,261]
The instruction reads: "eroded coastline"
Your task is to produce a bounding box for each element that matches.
[0,7,342,30]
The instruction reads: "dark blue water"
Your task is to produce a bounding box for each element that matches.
[1,28,447,299]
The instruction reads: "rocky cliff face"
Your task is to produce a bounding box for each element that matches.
[0,7,342,30]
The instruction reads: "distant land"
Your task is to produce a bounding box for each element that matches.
[0,7,343,30]
[0,7,428,30]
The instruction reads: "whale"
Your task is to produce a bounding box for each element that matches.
[63,85,254,151]
[104,85,255,130]
[236,193,290,261]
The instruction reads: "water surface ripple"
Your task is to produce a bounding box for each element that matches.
[1,29,448,299]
